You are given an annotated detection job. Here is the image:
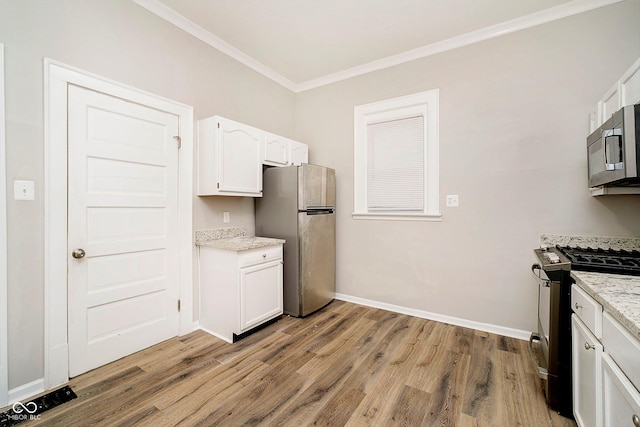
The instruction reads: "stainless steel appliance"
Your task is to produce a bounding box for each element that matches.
[255,164,336,317]
[531,247,573,417]
[587,103,640,187]
[530,245,640,417]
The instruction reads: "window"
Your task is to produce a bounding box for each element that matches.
[353,89,440,221]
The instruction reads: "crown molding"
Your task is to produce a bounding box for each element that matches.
[131,0,298,92]
[296,0,624,92]
[132,0,624,93]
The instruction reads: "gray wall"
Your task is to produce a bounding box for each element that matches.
[294,1,640,333]
[0,0,295,389]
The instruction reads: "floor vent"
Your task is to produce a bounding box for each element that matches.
[0,386,77,426]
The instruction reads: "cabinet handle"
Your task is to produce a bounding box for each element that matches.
[584,342,595,350]
[262,254,267,258]
[632,414,640,427]
[575,302,583,310]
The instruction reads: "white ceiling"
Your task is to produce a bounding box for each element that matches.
[134,0,622,91]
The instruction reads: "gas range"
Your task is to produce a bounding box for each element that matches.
[535,245,640,276]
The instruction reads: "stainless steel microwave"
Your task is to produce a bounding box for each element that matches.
[587,104,640,188]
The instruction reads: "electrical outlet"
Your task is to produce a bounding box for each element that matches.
[445,194,459,207]
[14,180,35,200]
[223,211,230,223]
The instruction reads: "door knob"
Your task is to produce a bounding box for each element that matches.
[72,249,86,259]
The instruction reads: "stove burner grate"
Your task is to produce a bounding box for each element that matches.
[557,246,640,276]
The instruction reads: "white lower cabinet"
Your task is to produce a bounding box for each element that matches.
[571,283,640,427]
[572,314,603,427]
[239,258,283,331]
[602,353,640,427]
[199,244,283,343]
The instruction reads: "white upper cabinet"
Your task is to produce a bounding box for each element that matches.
[198,116,263,197]
[198,115,310,197]
[263,132,309,167]
[263,132,290,166]
[600,83,621,124]
[591,57,640,132]
[289,140,309,166]
[621,58,640,106]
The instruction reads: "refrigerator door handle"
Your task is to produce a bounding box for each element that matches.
[302,208,334,215]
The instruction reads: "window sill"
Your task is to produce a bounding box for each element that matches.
[351,212,442,222]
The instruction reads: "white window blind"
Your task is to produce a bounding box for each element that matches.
[353,89,439,221]
[367,116,424,212]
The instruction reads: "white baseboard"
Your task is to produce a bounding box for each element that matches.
[8,378,45,405]
[335,293,531,341]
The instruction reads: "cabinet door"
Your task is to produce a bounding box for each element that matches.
[601,83,621,123]
[218,118,263,195]
[572,315,603,427]
[621,58,640,106]
[239,259,283,332]
[290,140,308,166]
[263,133,289,166]
[602,353,640,427]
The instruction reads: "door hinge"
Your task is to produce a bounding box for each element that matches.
[173,135,181,148]
[217,182,220,189]
[178,300,181,312]
[217,122,220,129]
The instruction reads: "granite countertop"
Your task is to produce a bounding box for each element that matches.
[194,227,285,251]
[571,271,640,340]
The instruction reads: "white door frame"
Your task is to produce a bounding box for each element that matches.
[44,59,194,389]
[1,42,9,407]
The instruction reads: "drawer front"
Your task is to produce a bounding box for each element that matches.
[602,353,640,427]
[603,312,640,392]
[238,245,282,268]
[572,284,602,339]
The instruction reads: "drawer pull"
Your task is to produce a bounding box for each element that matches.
[584,342,596,350]
[262,254,267,258]
[632,414,640,427]
[575,302,583,310]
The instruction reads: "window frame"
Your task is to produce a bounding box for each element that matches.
[353,89,440,221]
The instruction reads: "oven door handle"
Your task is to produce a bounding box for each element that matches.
[531,263,550,287]
[528,332,548,380]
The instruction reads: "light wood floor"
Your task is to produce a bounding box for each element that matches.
[20,300,576,426]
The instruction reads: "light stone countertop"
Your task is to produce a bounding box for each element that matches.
[571,271,640,340]
[194,227,284,251]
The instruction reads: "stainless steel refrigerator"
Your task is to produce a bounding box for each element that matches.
[255,164,335,317]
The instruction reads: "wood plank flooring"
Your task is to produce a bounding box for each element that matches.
[18,300,576,426]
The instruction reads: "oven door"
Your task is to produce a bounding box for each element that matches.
[529,263,550,382]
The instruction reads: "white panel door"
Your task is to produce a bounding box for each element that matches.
[67,85,180,377]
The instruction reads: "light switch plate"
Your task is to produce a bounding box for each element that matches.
[14,180,35,200]
[445,194,459,207]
